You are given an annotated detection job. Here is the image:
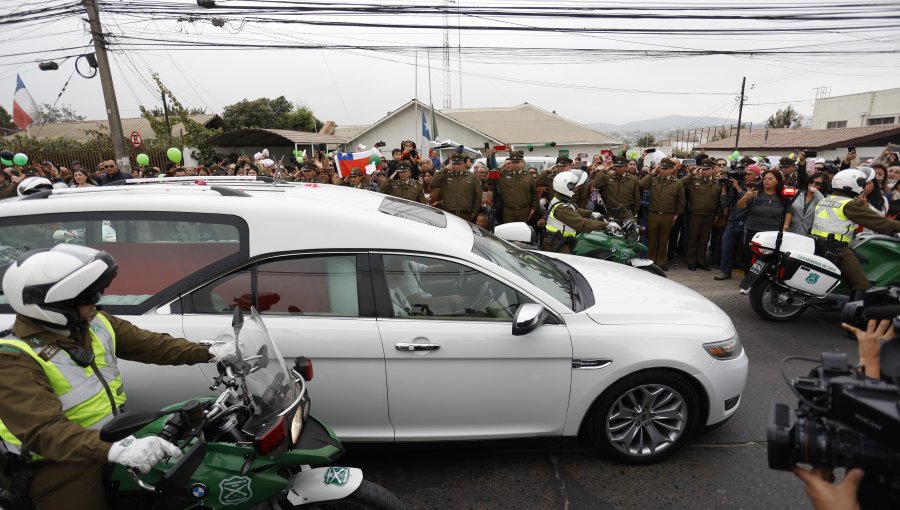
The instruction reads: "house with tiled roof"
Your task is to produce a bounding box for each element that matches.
[695,125,900,161]
[13,114,224,142]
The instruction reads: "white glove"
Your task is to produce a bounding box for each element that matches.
[606,222,622,236]
[209,341,239,363]
[108,436,182,474]
[590,212,605,220]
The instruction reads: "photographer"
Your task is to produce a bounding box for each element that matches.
[791,318,896,510]
[714,164,760,280]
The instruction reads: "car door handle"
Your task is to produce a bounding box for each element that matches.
[395,343,441,352]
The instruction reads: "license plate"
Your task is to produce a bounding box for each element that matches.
[740,261,768,292]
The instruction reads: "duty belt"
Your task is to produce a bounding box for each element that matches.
[650,210,675,215]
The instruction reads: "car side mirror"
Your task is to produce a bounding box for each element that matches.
[512,303,548,336]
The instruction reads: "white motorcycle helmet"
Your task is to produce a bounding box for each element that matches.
[2,244,118,328]
[17,176,53,196]
[552,171,586,198]
[831,169,867,197]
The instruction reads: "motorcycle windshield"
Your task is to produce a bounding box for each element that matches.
[222,308,300,432]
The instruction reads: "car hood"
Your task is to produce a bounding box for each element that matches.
[545,253,731,327]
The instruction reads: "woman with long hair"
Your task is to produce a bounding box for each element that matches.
[737,169,791,269]
[70,168,97,188]
[789,171,828,235]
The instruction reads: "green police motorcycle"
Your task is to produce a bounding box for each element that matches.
[99,307,403,509]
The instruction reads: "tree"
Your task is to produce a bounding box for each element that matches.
[636,134,657,147]
[765,105,803,129]
[0,106,17,134]
[139,74,222,163]
[222,96,322,132]
[39,103,85,123]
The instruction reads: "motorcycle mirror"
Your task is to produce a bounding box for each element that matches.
[99,410,165,442]
[156,439,208,497]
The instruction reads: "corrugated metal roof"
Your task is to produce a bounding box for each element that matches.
[696,125,900,151]
[207,128,346,147]
[443,103,621,145]
[23,114,222,141]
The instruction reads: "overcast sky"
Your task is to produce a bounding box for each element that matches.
[4,0,899,130]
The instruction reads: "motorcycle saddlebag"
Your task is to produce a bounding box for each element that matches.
[779,252,841,298]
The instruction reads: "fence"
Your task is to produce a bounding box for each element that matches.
[13,148,171,172]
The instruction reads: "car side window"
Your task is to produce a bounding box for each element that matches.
[382,254,519,321]
[191,255,359,317]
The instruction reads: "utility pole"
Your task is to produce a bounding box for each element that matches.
[83,0,130,174]
[161,89,172,145]
[734,77,747,152]
[442,0,451,109]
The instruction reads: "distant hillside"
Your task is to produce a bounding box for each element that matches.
[590,115,743,133]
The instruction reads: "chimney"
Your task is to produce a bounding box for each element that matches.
[764,130,769,143]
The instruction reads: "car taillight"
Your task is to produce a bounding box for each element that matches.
[295,357,313,381]
[254,415,288,456]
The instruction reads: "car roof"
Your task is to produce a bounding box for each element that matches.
[0,181,477,258]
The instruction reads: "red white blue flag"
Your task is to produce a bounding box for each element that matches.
[333,148,381,177]
[13,74,42,130]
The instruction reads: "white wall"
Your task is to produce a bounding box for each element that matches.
[811,88,900,129]
[348,105,498,154]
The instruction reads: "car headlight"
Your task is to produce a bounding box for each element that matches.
[703,336,743,360]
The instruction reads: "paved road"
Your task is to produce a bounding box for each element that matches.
[342,264,853,509]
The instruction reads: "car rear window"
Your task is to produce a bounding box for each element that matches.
[378,196,447,228]
[0,212,248,311]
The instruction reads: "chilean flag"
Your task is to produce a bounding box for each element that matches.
[13,74,42,131]
[333,148,381,177]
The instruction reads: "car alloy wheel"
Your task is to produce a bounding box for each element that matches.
[589,370,700,464]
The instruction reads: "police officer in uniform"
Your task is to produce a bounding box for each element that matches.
[810,168,900,298]
[381,160,426,203]
[296,162,321,183]
[495,150,538,224]
[640,158,685,271]
[344,168,369,189]
[0,245,238,509]
[591,155,641,222]
[779,156,800,187]
[542,171,617,253]
[536,156,573,190]
[682,158,722,270]
[432,153,482,221]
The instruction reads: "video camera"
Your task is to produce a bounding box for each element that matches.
[767,286,900,508]
[718,167,747,186]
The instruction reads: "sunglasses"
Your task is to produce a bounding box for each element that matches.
[811,181,824,187]
[102,164,115,168]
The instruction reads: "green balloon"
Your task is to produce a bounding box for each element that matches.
[135,153,150,166]
[369,155,381,165]
[166,148,182,163]
[12,153,27,166]
[0,158,11,166]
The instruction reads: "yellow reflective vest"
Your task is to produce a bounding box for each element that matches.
[810,195,855,243]
[0,314,126,459]
[546,199,577,238]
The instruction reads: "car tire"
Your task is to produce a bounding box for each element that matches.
[587,370,700,464]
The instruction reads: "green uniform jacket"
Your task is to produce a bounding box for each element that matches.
[551,196,608,233]
[641,175,685,215]
[841,194,900,234]
[382,178,426,204]
[681,175,721,216]
[0,313,210,464]
[593,172,641,216]
[433,169,481,212]
[496,170,538,211]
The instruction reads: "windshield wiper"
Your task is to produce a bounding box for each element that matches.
[566,269,581,309]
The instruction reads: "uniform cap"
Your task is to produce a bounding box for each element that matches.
[301,162,318,171]
[659,158,677,169]
[349,168,362,177]
[699,158,717,168]
[779,157,796,167]
[450,153,467,163]
[739,156,757,166]
[397,160,412,169]
[611,155,628,166]
[507,150,524,161]
[556,156,573,166]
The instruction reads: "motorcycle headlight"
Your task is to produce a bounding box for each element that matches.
[703,336,743,360]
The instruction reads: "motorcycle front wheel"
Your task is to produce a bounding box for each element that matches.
[293,480,405,510]
[748,279,807,321]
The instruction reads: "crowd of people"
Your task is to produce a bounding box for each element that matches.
[3,142,899,281]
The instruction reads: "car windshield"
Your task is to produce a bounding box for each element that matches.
[216,308,300,432]
[471,227,572,309]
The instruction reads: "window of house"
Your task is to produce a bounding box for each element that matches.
[866,117,895,126]
[826,120,847,129]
